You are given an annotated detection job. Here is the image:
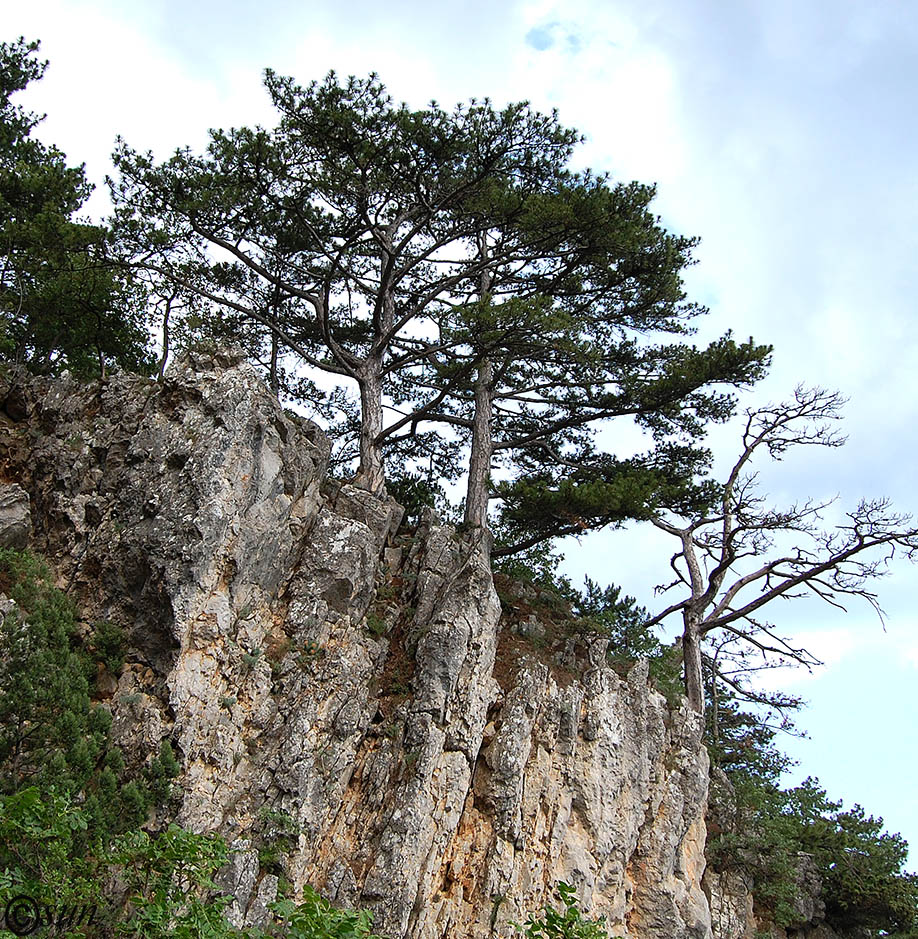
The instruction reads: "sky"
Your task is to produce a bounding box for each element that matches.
[8,1,918,862]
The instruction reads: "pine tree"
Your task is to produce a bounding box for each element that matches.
[111,71,769,499]
[0,38,151,376]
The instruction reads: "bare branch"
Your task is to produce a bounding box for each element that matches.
[649,387,918,715]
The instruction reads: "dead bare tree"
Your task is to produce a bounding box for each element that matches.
[646,386,918,715]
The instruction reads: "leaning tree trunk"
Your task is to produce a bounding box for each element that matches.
[682,614,705,716]
[464,357,494,533]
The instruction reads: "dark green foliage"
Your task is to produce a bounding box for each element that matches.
[111,67,769,502]
[706,684,918,936]
[0,38,152,377]
[494,441,722,557]
[0,551,388,938]
[513,882,617,939]
[0,791,389,938]
[0,549,148,842]
[88,620,127,673]
[386,471,450,529]
[572,578,653,656]
[0,548,187,865]
[493,540,575,598]
[146,739,181,805]
[785,781,918,934]
[570,578,682,705]
[704,681,797,791]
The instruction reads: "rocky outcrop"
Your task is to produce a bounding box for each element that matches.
[0,482,30,548]
[0,353,714,939]
[702,773,842,939]
[704,858,845,939]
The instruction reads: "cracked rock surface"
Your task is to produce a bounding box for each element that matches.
[0,352,714,939]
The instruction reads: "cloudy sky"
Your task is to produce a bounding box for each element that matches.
[9,1,917,860]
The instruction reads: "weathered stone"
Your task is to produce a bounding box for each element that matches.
[1,353,718,939]
[703,782,836,939]
[705,868,756,939]
[0,483,30,548]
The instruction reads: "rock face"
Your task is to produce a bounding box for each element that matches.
[0,482,30,548]
[704,860,844,939]
[702,775,842,939]
[0,353,714,939]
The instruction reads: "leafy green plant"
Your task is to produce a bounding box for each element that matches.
[89,619,128,673]
[0,786,107,927]
[270,884,385,939]
[0,549,149,839]
[113,824,236,939]
[513,882,618,939]
[0,549,395,939]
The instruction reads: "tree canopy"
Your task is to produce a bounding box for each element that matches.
[110,69,770,544]
[0,38,151,377]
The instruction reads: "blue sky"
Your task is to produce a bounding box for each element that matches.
[8,0,917,861]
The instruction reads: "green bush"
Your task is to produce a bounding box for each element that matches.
[269,885,384,939]
[513,882,618,939]
[0,549,148,841]
[0,786,107,925]
[706,685,918,936]
[147,740,182,805]
[113,825,236,939]
[89,620,127,674]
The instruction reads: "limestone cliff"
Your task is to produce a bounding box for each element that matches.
[0,352,717,939]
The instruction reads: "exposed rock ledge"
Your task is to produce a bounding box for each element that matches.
[0,352,713,939]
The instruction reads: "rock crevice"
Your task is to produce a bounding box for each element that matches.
[0,354,713,939]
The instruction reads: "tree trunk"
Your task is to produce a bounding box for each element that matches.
[464,356,494,530]
[464,231,495,536]
[682,614,705,715]
[355,364,386,494]
[269,327,279,397]
[709,660,719,744]
[268,284,282,397]
[157,295,173,381]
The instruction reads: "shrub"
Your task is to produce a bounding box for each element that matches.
[513,882,618,939]
[89,620,128,673]
[0,549,148,840]
[705,685,918,936]
[270,885,385,939]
